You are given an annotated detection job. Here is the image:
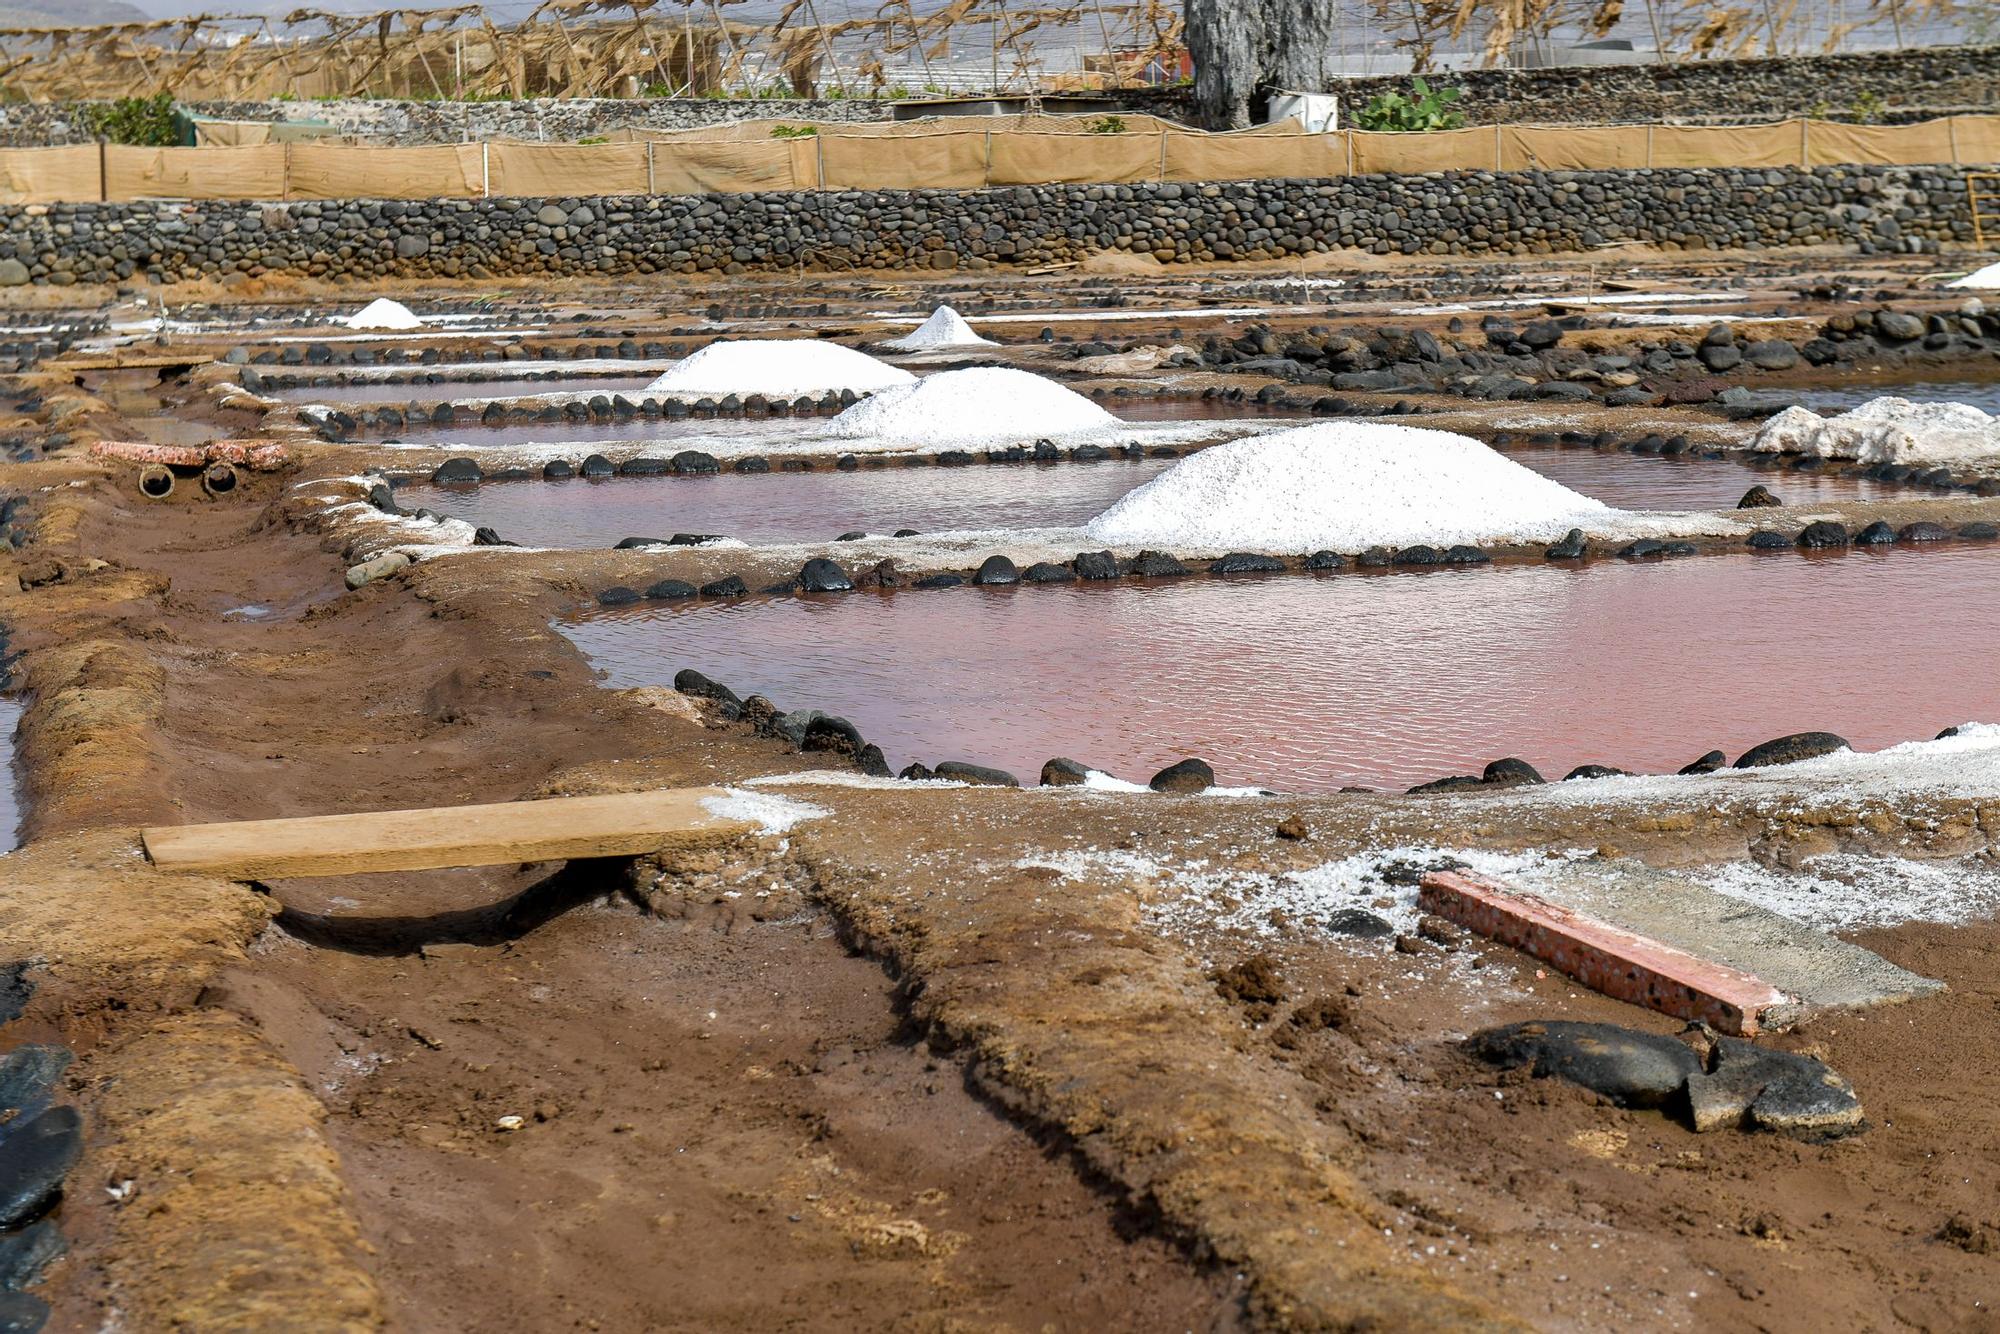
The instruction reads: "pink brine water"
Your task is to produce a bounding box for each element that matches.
[560,546,2000,791]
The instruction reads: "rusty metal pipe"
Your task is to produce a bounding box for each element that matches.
[137,464,174,500]
[201,461,238,497]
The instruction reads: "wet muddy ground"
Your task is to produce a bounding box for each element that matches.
[8,254,2000,1333]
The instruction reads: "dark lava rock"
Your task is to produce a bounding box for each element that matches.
[1960,522,2000,539]
[1021,561,1075,583]
[971,555,1019,586]
[1686,1037,1863,1135]
[1737,485,1781,508]
[0,1292,47,1333]
[671,450,720,475]
[1854,520,1897,545]
[0,1218,63,1292]
[1356,546,1392,568]
[430,457,481,485]
[1616,539,1666,560]
[612,536,670,549]
[1482,757,1544,787]
[1443,545,1490,565]
[580,453,615,478]
[619,457,669,476]
[1563,764,1631,780]
[0,1106,82,1229]
[1899,521,1951,542]
[1406,774,1485,794]
[1072,551,1121,580]
[643,579,697,600]
[1544,528,1586,560]
[672,669,743,710]
[595,586,641,607]
[1742,339,1799,371]
[936,450,975,467]
[542,460,574,480]
[913,573,964,589]
[1518,320,1564,349]
[734,456,771,475]
[1149,757,1214,794]
[1208,553,1285,575]
[1796,520,1849,548]
[1466,1020,1700,1108]
[698,575,748,598]
[855,744,893,779]
[1324,908,1396,939]
[1303,550,1344,571]
[800,714,865,757]
[1746,530,1792,549]
[899,763,937,782]
[1679,749,1727,774]
[760,579,799,597]
[1392,545,1443,566]
[0,1049,67,1117]
[1874,310,1926,341]
[1040,757,1091,787]
[0,969,29,1028]
[933,761,1020,788]
[798,557,853,593]
[1129,550,1191,578]
[1735,731,1849,768]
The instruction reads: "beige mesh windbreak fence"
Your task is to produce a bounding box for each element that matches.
[288,143,484,200]
[104,144,287,201]
[0,146,100,204]
[4,114,1998,204]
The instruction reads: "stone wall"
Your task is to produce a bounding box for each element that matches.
[1331,44,2000,127]
[0,164,1972,287]
[0,96,897,148]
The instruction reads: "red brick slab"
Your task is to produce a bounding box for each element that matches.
[1418,869,1791,1036]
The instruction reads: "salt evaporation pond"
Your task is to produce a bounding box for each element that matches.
[559,545,2000,791]
[1748,379,2000,417]
[403,442,1904,549]
[408,458,1178,546]
[270,374,659,405]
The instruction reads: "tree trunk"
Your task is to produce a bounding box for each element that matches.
[1186,0,1341,129]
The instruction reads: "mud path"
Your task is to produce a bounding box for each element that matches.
[9,472,1236,1331]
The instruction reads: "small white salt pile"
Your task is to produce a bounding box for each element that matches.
[1753,397,2000,466]
[828,366,1116,445]
[881,305,997,352]
[343,298,424,330]
[1947,260,2000,289]
[1086,421,1616,551]
[643,339,914,398]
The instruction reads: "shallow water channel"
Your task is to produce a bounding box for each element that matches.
[404,443,1907,550]
[560,545,2000,791]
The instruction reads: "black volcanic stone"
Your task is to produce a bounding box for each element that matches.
[1208,553,1286,575]
[1735,732,1849,768]
[799,557,853,592]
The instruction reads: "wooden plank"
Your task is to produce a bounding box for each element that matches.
[142,787,754,878]
[1418,869,1790,1036]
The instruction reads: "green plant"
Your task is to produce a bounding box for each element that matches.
[1353,76,1465,132]
[575,134,610,144]
[81,91,179,146]
[1849,90,1887,124]
[1084,114,1127,134]
[769,123,817,138]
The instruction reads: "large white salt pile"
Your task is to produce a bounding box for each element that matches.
[828,366,1117,445]
[643,339,914,398]
[1947,260,2000,289]
[1753,397,2000,466]
[1085,421,1616,551]
[343,298,424,330]
[881,305,997,352]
